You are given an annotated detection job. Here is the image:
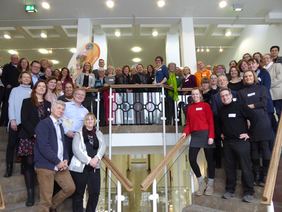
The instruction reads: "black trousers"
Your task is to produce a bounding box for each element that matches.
[223,141,254,195]
[189,147,215,179]
[251,140,271,176]
[71,167,100,212]
[0,87,11,126]
[165,96,175,125]
[6,124,20,165]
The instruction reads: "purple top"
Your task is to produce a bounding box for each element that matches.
[182,74,196,88]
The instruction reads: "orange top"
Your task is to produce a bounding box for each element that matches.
[194,69,212,87]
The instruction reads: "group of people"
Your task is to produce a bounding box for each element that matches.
[180,45,282,203]
[0,44,281,210]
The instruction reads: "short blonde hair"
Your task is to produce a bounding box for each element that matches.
[83,113,97,126]
[243,70,258,85]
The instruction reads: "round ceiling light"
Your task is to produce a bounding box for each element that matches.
[106,0,115,8]
[41,2,50,9]
[157,0,166,8]
[131,46,142,53]
[132,58,142,63]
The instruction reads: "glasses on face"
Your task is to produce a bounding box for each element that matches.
[32,65,41,69]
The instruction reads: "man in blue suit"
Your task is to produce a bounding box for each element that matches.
[34,100,75,212]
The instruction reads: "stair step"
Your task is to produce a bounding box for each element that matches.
[183,204,226,212]
[187,193,267,212]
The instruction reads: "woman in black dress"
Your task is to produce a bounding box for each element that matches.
[18,80,51,206]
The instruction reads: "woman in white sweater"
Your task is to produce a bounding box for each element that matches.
[69,113,106,212]
[264,53,282,120]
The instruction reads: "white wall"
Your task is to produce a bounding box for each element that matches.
[213,24,282,67]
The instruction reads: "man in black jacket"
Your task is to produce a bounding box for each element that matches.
[0,54,20,126]
[219,88,256,203]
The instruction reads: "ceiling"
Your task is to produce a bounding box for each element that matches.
[0,0,282,68]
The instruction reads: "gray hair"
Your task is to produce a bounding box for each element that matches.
[51,100,66,111]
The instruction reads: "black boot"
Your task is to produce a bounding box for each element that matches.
[4,163,13,177]
[259,160,270,187]
[252,159,260,186]
[26,188,34,206]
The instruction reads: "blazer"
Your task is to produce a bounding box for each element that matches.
[75,73,95,88]
[69,129,106,173]
[268,63,282,100]
[19,98,51,139]
[34,117,68,170]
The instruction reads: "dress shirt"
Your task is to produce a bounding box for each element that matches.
[62,101,89,133]
[32,73,40,85]
[50,115,64,170]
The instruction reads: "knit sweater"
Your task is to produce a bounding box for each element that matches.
[8,84,32,125]
[183,101,215,139]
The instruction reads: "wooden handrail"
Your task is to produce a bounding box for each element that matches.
[101,156,133,192]
[140,137,187,191]
[0,185,5,209]
[261,115,282,204]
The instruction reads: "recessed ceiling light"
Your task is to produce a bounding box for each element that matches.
[201,48,204,52]
[157,0,166,8]
[38,48,49,54]
[50,59,59,65]
[40,32,47,38]
[196,48,200,53]
[41,2,50,10]
[131,46,142,53]
[48,49,52,54]
[206,48,210,52]
[106,0,115,8]
[219,0,227,8]
[7,50,18,55]
[225,30,232,37]
[152,30,158,37]
[132,58,142,63]
[70,48,77,53]
[219,47,224,52]
[115,30,121,37]
[4,33,11,39]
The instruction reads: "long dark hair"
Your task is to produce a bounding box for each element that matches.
[31,80,47,106]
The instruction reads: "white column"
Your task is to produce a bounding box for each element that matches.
[93,33,108,69]
[166,33,180,67]
[180,17,197,73]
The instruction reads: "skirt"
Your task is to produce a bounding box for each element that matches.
[190,130,215,148]
[18,138,35,156]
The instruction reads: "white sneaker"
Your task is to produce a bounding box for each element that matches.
[204,184,214,196]
[196,180,206,196]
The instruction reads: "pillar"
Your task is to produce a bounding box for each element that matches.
[166,33,181,67]
[180,17,197,73]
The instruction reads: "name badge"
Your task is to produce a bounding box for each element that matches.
[247,92,255,97]
[228,113,236,118]
[233,98,237,102]
[196,107,203,111]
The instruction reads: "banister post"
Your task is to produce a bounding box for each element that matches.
[96,91,100,130]
[116,181,125,212]
[108,87,113,212]
[149,179,159,212]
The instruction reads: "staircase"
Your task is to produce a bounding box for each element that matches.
[183,168,268,212]
[0,128,71,211]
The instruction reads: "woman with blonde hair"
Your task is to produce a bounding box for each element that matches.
[69,113,106,212]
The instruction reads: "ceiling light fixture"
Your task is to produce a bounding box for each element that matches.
[225,29,232,37]
[201,48,204,52]
[70,48,77,53]
[132,58,142,63]
[131,46,142,53]
[50,59,59,65]
[196,48,200,53]
[7,50,18,55]
[38,48,49,54]
[152,30,158,37]
[4,33,11,39]
[48,49,52,54]
[206,48,210,52]
[115,30,121,37]
[106,0,115,8]
[219,47,224,52]
[40,32,47,38]
[219,0,227,8]
[41,2,50,10]
[157,0,166,8]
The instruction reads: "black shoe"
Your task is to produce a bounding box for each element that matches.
[25,189,35,207]
[49,208,57,212]
[4,164,13,178]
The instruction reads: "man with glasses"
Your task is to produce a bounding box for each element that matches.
[30,60,41,87]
